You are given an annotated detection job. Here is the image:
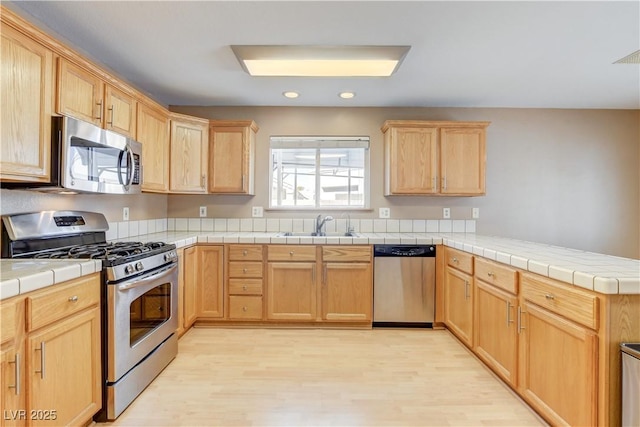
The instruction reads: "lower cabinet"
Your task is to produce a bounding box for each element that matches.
[267,261,317,321]
[0,274,102,427]
[444,266,474,347]
[196,245,224,319]
[321,246,372,322]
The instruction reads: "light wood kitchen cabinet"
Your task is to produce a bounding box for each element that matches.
[267,245,317,321]
[183,246,198,329]
[518,273,598,427]
[176,248,185,336]
[382,121,489,196]
[137,101,170,192]
[474,258,519,387]
[0,22,53,183]
[208,120,258,194]
[443,248,474,347]
[57,58,136,138]
[321,246,372,322]
[22,274,102,427]
[1,297,26,427]
[227,245,264,320]
[169,113,208,193]
[196,245,224,319]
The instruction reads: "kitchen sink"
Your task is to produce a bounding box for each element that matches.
[277,231,361,237]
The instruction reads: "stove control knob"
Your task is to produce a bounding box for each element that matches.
[135,262,144,271]
[125,265,134,274]
[164,252,174,262]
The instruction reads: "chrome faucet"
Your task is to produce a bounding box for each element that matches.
[315,215,334,236]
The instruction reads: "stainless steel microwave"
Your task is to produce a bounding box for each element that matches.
[6,116,142,194]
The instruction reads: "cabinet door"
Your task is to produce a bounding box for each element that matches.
[444,266,473,347]
[440,127,485,195]
[322,262,372,321]
[170,117,208,193]
[27,307,101,427]
[474,280,518,387]
[176,249,185,337]
[57,58,103,126]
[104,84,136,137]
[0,23,53,183]
[137,102,169,192]
[385,127,438,194]
[196,246,224,319]
[209,126,251,194]
[183,246,198,327]
[267,262,316,321]
[519,302,598,427]
[1,344,25,427]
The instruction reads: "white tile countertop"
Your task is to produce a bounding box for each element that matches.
[2,232,638,298]
[131,231,640,295]
[0,259,102,300]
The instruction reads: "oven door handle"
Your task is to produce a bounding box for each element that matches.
[117,263,177,291]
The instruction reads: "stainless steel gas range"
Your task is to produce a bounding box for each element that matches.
[1,211,178,421]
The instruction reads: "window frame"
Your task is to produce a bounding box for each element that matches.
[268,136,371,211]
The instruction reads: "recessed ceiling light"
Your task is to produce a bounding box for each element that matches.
[283,91,299,99]
[339,91,355,99]
[231,45,411,77]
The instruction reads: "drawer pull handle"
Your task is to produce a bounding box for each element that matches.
[487,272,495,278]
[289,251,294,256]
[452,257,459,263]
[107,105,114,125]
[464,280,470,300]
[545,293,555,300]
[35,342,45,379]
[243,250,248,256]
[242,306,248,312]
[68,295,79,302]
[242,285,248,291]
[8,353,20,395]
[506,301,513,326]
[517,306,526,334]
[243,268,247,273]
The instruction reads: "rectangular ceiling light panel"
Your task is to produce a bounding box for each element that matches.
[231,45,410,77]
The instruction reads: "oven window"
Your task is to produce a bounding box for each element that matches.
[129,283,171,346]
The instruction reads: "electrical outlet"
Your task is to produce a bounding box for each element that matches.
[123,207,129,221]
[472,208,480,219]
[443,208,450,219]
[199,206,207,218]
[252,206,264,217]
[379,207,391,219]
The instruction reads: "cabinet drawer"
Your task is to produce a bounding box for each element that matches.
[229,279,263,295]
[445,247,473,274]
[521,272,599,330]
[268,245,317,262]
[27,274,100,332]
[475,258,518,294]
[228,245,263,261]
[228,262,263,278]
[322,246,371,262]
[0,297,19,344]
[229,296,263,320]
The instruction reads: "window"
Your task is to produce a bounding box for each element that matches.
[270,136,370,209]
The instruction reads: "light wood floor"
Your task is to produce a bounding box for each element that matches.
[104,328,547,427]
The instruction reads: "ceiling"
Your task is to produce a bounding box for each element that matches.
[6,1,640,109]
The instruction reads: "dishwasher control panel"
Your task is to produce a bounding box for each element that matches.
[373,245,436,257]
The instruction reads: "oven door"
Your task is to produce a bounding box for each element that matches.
[107,262,178,382]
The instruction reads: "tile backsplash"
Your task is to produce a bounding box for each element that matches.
[106,217,476,240]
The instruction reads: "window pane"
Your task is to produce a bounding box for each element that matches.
[319,148,364,207]
[272,148,317,207]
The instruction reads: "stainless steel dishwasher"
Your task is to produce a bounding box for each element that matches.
[373,245,436,327]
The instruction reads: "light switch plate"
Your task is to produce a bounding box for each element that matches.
[472,208,480,219]
[443,208,451,219]
[199,206,207,217]
[252,206,264,217]
[379,208,390,218]
[122,207,129,221]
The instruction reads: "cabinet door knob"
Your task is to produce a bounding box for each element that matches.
[242,268,247,273]
[242,306,248,312]
[487,272,495,278]
[544,293,555,300]
[68,295,79,302]
[289,251,294,256]
[243,250,248,256]
[452,257,458,263]
[242,285,248,291]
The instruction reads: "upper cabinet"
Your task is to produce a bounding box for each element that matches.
[208,120,258,194]
[382,120,490,196]
[169,113,208,193]
[57,58,137,138]
[137,102,170,193]
[0,20,54,183]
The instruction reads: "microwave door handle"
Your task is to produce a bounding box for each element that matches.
[126,145,135,187]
